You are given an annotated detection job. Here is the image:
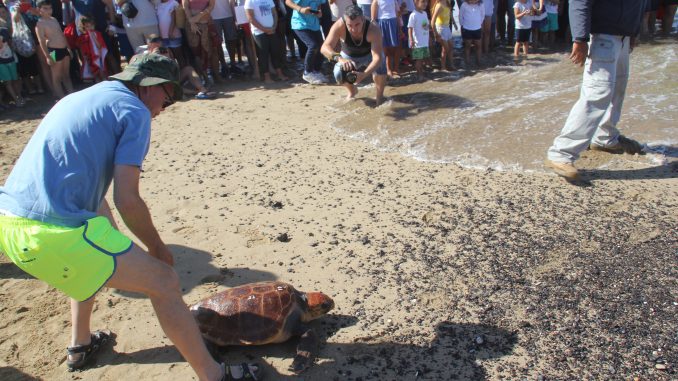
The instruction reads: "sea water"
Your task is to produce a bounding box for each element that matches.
[329,39,677,172]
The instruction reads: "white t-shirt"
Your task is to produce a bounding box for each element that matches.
[545,1,557,14]
[376,0,399,19]
[513,1,531,29]
[407,9,429,48]
[357,0,371,6]
[330,0,354,20]
[459,1,484,30]
[156,0,182,38]
[123,0,160,29]
[212,0,234,19]
[483,0,493,17]
[244,0,276,35]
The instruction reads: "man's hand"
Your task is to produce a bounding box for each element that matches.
[46,56,55,66]
[149,242,174,266]
[354,71,369,84]
[569,41,588,66]
[338,57,356,72]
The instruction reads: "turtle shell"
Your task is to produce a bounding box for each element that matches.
[190,281,308,346]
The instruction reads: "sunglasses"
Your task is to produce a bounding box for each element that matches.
[161,85,174,108]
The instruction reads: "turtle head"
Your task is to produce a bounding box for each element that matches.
[304,292,335,321]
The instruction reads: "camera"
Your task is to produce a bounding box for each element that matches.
[341,69,358,84]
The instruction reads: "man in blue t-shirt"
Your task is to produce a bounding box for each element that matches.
[0,53,260,380]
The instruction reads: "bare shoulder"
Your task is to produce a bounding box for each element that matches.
[366,20,381,40]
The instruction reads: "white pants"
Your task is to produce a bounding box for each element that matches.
[125,24,160,54]
[547,34,630,163]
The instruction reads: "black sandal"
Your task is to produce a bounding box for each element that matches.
[66,330,113,371]
[221,362,262,380]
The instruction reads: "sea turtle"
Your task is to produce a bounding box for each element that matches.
[190,281,335,374]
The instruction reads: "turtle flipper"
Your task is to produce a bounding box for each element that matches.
[290,328,318,374]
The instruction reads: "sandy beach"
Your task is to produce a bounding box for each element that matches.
[1,49,677,380]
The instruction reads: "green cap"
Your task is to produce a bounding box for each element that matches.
[109,53,183,100]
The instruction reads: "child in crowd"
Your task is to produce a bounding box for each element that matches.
[372,0,401,77]
[540,0,557,47]
[35,0,73,99]
[407,0,429,80]
[431,0,457,71]
[513,0,531,58]
[530,0,545,49]
[459,0,484,66]
[0,26,24,107]
[245,0,289,83]
[76,16,108,82]
[156,0,185,67]
[399,0,414,67]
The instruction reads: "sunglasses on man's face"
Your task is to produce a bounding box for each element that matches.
[161,85,174,108]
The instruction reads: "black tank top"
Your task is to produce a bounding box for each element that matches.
[341,20,371,57]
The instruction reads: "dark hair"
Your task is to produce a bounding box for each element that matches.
[147,33,162,44]
[78,15,94,33]
[344,4,363,20]
[36,0,51,8]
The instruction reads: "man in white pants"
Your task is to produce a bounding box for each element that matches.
[545,0,646,181]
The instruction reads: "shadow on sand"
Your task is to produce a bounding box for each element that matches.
[0,366,42,381]
[97,317,516,381]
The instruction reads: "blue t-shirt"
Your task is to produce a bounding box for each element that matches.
[290,0,326,31]
[0,81,152,227]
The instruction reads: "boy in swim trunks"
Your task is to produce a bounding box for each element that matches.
[35,0,73,99]
[0,53,261,380]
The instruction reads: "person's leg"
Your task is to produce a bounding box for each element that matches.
[514,41,520,56]
[440,43,448,70]
[547,34,621,163]
[591,36,630,147]
[482,17,491,53]
[269,33,288,80]
[464,39,471,64]
[507,0,515,45]
[474,38,481,64]
[662,4,678,35]
[373,73,386,105]
[59,55,74,94]
[416,59,424,79]
[254,34,272,82]
[294,29,317,74]
[311,30,324,73]
[49,58,65,99]
[104,245,223,381]
[522,41,529,55]
[497,0,507,42]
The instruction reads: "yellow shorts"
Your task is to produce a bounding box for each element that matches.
[0,216,133,301]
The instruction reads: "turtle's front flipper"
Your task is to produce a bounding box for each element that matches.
[290,328,318,374]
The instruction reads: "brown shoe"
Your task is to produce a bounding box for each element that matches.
[589,135,645,155]
[545,159,579,180]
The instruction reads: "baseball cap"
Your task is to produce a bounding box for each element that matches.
[109,53,183,100]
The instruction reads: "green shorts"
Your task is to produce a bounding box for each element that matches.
[0,216,133,301]
[0,62,18,82]
[412,47,430,60]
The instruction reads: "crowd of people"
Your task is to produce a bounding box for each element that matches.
[0,0,676,110]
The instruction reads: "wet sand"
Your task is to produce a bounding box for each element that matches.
[0,52,677,380]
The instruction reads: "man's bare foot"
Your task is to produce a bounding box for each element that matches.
[346,85,358,100]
